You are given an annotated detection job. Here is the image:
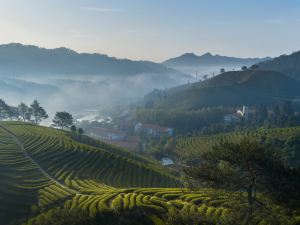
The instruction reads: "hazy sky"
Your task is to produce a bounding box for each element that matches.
[0,0,300,61]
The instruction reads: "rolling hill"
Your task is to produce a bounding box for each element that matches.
[0,43,186,78]
[0,122,176,224]
[155,70,300,110]
[0,122,245,225]
[176,126,300,162]
[256,50,300,80]
[0,122,297,224]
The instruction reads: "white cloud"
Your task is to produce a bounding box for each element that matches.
[83,7,124,12]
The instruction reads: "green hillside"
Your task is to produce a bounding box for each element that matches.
[257,51,300,80]
[156,70,300,110]
[0,122,174,224]
[0,122,297,225]
[176,126,300,163]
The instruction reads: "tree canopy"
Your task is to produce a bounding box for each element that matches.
[183,139,300,223]
[18,102,32,122]
[53,111,73,130]
[30,100,48,124]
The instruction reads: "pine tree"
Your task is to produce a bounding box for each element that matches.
[6,106,19,120]
[0,99,9,120]
[183,139,300,223]
[18,103,32,122]
[30,100,48,124]
[52,111,73,130]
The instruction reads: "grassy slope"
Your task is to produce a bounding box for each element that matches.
[176,126,300,160]
[257,51,300,80]
[157,70,300,110]
[0,122,297,225]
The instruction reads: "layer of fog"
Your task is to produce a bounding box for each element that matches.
[170,65,246,80]
[0,73,190,122]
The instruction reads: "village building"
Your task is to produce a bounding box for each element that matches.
[224,106,258,124]
[91,127,126,141]
[119,120,136,134]
[134,122,173,137]
[224,112,243,124]
[161,157,174,166]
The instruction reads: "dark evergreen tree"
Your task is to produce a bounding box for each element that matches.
[30,100,48,124]
[241,66,248,71]
[0,99,8,120]
[183,139,300,223]
[6,106,19,120]
[53,112,73,130]
[18,102,32,122]
[70,125,77,132]
[78,128,84,135]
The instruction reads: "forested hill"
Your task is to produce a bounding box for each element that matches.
[256,50,300,80]
[0,43,186,77]
[154,70,300,110]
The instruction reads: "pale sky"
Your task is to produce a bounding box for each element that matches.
[0,0,300,62]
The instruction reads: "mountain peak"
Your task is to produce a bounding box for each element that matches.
[201,52,213,57]
[0,43,37,49]
[52,47,77,54]
[180,53,198,58]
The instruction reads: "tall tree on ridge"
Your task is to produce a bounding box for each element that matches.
[52,111,73,130]
[30,100,48,124]
[0,99,9,121]
[18,103,32,122]
[6,106,20,120]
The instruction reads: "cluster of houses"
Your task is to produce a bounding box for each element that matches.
[89,121,173,151]
[91,127,126,141]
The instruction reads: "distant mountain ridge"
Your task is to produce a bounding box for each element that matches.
[0,43,186,77]
[163,52,270,68]
[256,50,300,80]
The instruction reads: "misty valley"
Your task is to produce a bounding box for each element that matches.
[1,2,300,225]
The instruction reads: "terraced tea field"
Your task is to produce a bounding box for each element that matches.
[0,122,295,225]
[176,127,300,160]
